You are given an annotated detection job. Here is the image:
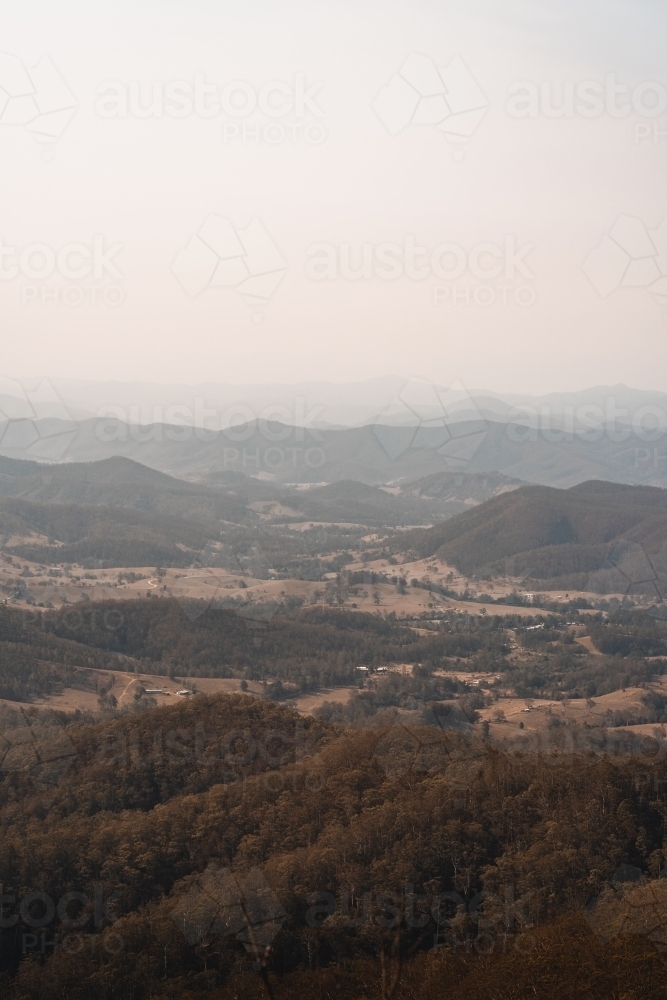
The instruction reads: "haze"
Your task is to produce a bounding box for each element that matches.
[1,0,666,394]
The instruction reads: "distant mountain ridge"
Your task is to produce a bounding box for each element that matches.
[1,411,666,489]
[21,376,667,430]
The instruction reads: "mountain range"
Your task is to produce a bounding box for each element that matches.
[0,457,522,568]
[2,378,667,491]
[1,411,664,490]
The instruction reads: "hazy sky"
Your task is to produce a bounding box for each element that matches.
[1,0,666,393]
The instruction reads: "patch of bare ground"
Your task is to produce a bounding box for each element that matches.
[575,634,602,654]
[478,677,667,743]
[291,686,358,715]
[0,669,264,715]
[0,551,638,620]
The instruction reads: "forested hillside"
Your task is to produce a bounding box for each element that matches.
[3,598,666,707]
[0,495,210,568]
[0,455,252,526]
[1,693,666,998]
[401,480,667,585]
[17,600,483,688]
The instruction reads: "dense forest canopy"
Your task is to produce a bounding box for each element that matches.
[0,693,666,998]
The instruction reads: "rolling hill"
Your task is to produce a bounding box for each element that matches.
[400,480,667,591]
[0,455,523,530]
[281,472,522,526]
[0,455,252,526]
[0,495,209,567]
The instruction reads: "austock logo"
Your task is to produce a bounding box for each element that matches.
[586,864,667,965]
[371,704,667,763]
[0,707,77,795]
[163,540,282,625]
[372,376,487,470]
[507,76,667,122]
[0,884,122,957]
[506,396,667,444]
[22,606,124,632]
[304,235,536,310]
[306,882,535,955]
[171,865,286,964]
[0,53,76,159]
[95,720,325,785]
[95,73,326,146]
[373,52,488,159]
[585,540,667,612]
[583,214,667,313]
[171,215,287,310]
[0,376,77,461]
[373,721,474,782]
[0,235,125,308]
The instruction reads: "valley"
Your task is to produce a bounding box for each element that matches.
[2,446,667,998]
[8,0,667,987]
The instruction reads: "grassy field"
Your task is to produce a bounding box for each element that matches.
[1,549,606,620]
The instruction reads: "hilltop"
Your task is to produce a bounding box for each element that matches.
[399,479,667,589]
[0,455,251,526]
